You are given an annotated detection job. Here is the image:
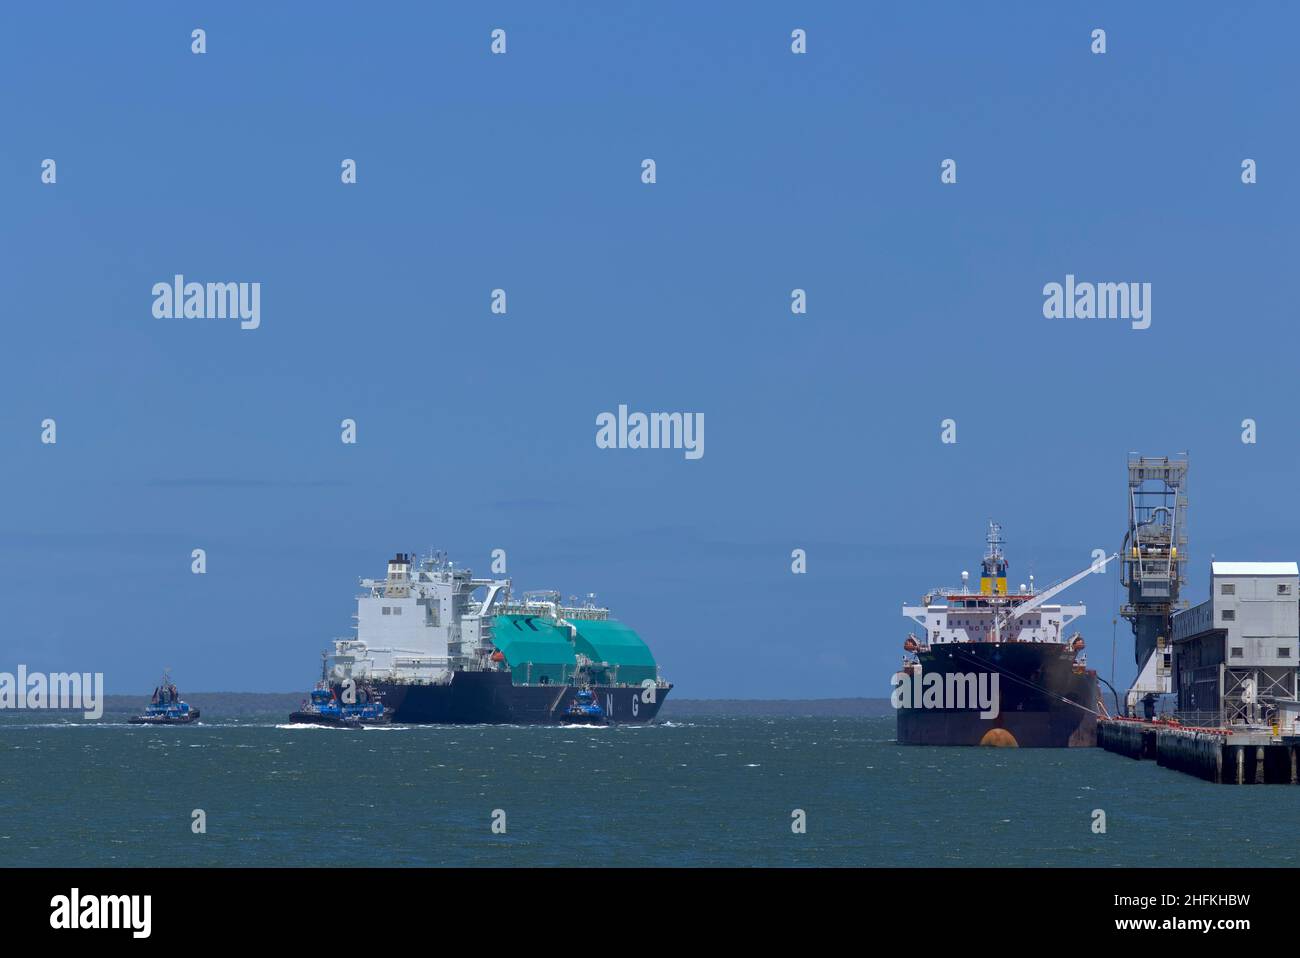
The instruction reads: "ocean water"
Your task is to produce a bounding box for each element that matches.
[1,712,1296,867]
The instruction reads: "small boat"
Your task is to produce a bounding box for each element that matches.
[129,672,200,725]
[558,688,607,725]
[288,686,391,729]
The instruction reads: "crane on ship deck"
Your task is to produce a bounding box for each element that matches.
[989,552,1118,643]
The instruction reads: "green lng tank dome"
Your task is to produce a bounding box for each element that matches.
[322,552,671,723]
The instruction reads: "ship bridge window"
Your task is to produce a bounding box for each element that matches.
[1221,583,1235,595]
[1280,647,1292,658]
[1231,647,1243,658]
[382,607,391,615]
[1221,609,1235,622]
[1279,584,1291,596]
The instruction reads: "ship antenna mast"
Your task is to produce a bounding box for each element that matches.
[983,521,1008,641]
[986,521,1004,561]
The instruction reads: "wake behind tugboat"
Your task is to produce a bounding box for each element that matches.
[129,671,200,725]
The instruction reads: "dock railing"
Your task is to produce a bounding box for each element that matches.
[1167,710,1224,729]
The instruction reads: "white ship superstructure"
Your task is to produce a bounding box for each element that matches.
[329,552,510,684]
[903,523,1100,650]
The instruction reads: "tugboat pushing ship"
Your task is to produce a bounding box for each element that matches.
[288,687,390,729]
[896,523,1115,747]
[288,655,391,728]
[318,551,672,725]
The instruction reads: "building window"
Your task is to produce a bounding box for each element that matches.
[1221,583,1235,595]
[1281,647,1292,658]
[1221,609,1235,621]
[1230,647,1243,658]
[1279,584,1292,596]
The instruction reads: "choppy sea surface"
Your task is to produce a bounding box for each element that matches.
[1,711,1295,867]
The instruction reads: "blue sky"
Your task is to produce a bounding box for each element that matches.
[2,2,1298,696]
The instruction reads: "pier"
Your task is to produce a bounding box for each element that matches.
[1098,718,1300,784]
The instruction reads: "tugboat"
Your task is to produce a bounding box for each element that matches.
[288,657,391,728]
[288,687,364,728]
[558,689,608,725]
[342,695,390,726]
[129,671,200,725]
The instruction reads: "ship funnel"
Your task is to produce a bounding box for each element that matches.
[385,552,412,597]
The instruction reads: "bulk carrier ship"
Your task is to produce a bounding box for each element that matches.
[895,523,1113,747]
[321,551,671,724]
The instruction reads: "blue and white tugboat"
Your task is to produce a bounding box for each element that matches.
[289,658,391,728]
[129,671,200,725]
[558,689,607,725]
[289,687,362,728]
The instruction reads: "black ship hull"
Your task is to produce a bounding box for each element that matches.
[896,642,1099,748]
[365,671,671,725]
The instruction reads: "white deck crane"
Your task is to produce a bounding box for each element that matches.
[991,553,1118,642]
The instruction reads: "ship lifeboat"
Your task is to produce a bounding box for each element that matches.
[1070,636,1085,654]
[903,635,920,653]
[490,650,505,663]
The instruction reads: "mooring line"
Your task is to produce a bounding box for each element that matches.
[948,648,1101,718]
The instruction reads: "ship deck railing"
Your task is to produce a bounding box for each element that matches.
[495,604,611,620]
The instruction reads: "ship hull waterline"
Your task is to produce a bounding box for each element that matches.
[362,671,671,725]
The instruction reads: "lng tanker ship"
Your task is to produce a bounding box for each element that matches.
[895,523,1112,747]
[320,551,671,724]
